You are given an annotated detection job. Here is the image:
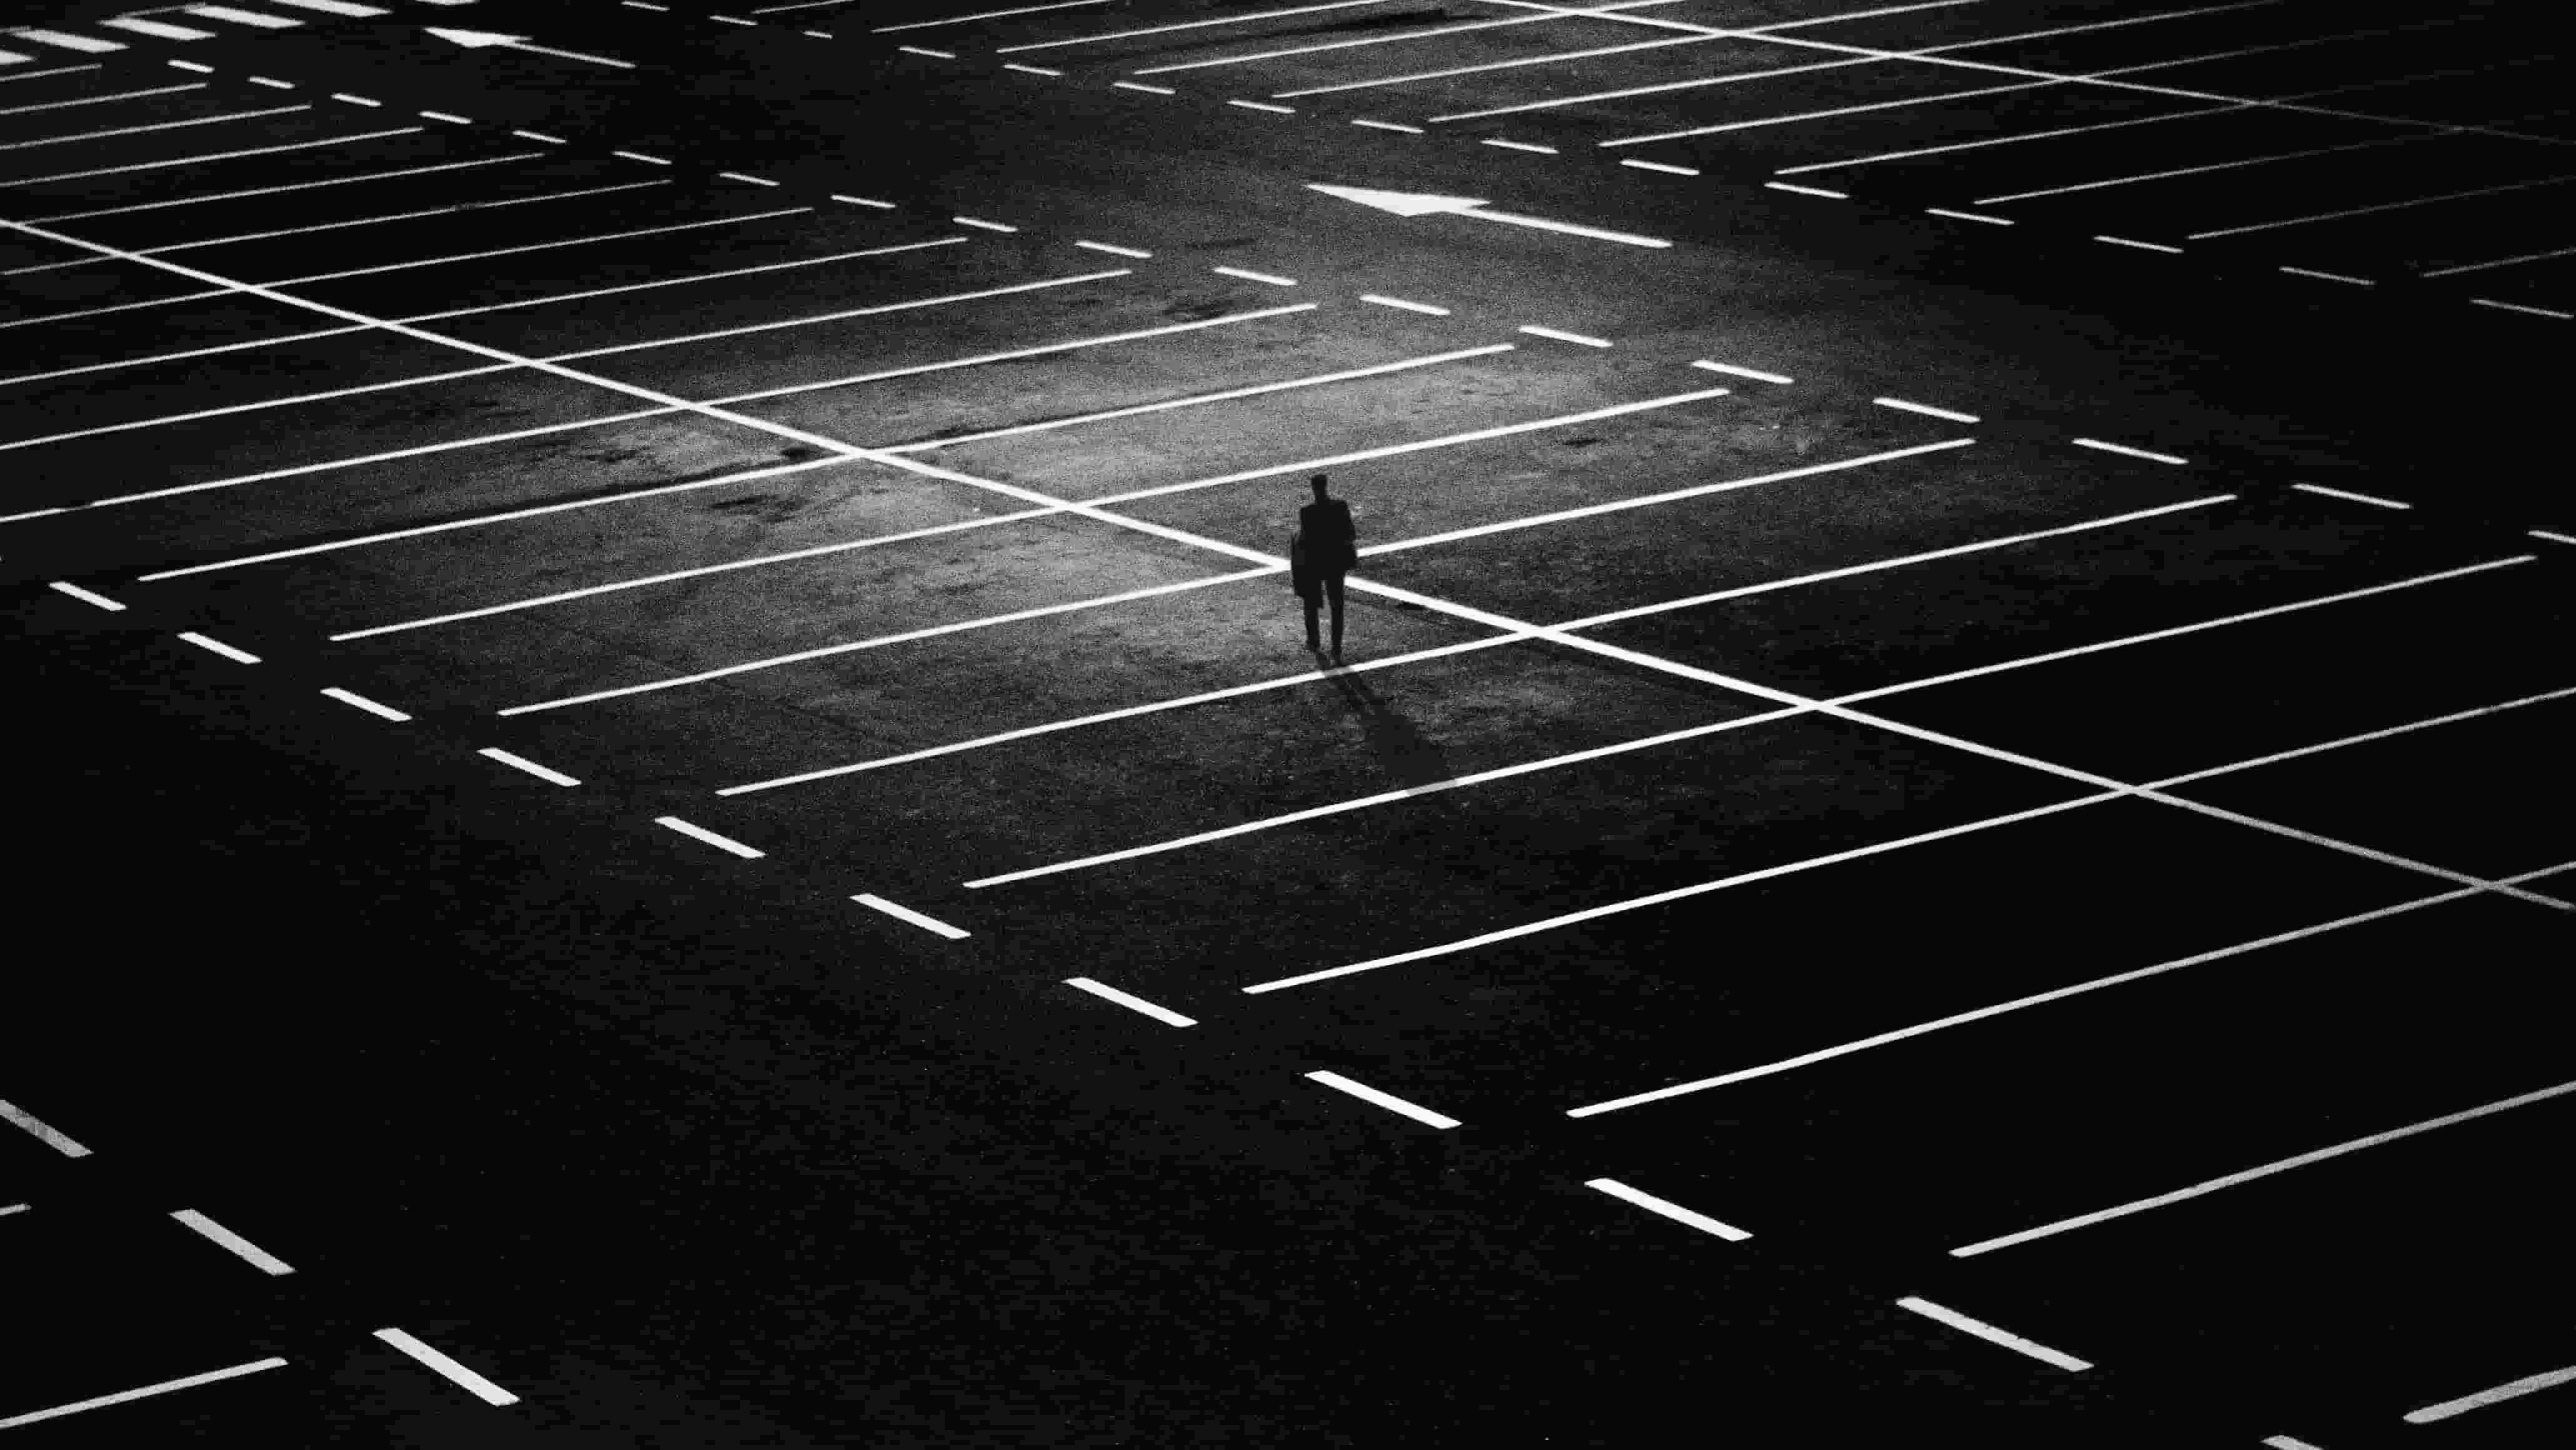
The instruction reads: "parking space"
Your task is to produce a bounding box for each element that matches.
[6,4,2570,1443]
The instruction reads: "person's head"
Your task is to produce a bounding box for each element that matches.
[1310,474,1330,500]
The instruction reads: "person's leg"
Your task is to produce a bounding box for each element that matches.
[1303,591,1321,650]
[1325,573,1345,658]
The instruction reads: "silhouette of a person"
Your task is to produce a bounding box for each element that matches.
[1293,473,1357,659]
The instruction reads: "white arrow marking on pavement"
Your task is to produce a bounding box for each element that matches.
[425,26,637,70]
[1308,182,1671,248]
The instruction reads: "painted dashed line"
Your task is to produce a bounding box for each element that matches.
[2072,437,2188,464]
[1075,239,1152,258]
[2280,264,2372,286]
[0,1359,289,1429]
[719,171,779,186]
[0,1099,90,1156]
[1874,396,1979,422]
[656,816,765,859]
[1619,158,1695,174]
[1305,1071,1460,1129]
[832,193,897,209]
[177,631,260,664]
[1926,206,2013,225]
[1064,977,1194,1026]
[1896,1297,2091,1371]
[1693,360,1794,384]
[1586,1178,1753,1241]
[372,1329,518,1407]
[512,129,564,144]
[419,111,472,124]
[1485,138,1559,154]
[1003,63,1063,76]
[1362,293,1448,315]
[332,92,380,107]
[1228,99,1295,114]
[2293,481,2409,509]
[1212,265,1296,286]
[1518,324,1610,348]
[1113,80,1176,94]
[171,1209,294,1276]
[1351,118,1422,134]
[852,892,971,939]
[47,581,124,611]
[2471,298,2572,319]
[322,687,411,721]
[1766,181,1846,198]
[478,748,579,787]
[897,45,956,59]
[612,150,670,164]
[2097,234,2182,253]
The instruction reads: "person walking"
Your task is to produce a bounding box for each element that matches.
[1293,473,1357,659]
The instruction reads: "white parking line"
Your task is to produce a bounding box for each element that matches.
[1486,139,1559,154]
[1228,99,1295,114]
[1361,293,1447,314]
[884,343,1516,453]
[1584,1178,1752,1240]
[0,82,205,118]
[2292,481,2408,509]
[177,631,261,663]
[272,206,815,286]
[2405,1362,2576,1424]
[0,103,308,152]
[1620,158,1694,174]
[966,706,1809,888]
[1075,239,1151,257]
[542,268,1130,360]
[479,748,580,786]
[2069,437,2186,464]
[2422,243,2576,278]
[2097,234,2184,253]
[171,1209,295,1274]
[2278,266,2374,286]
[895,45,955,59]
[656,816,765,858]
[6,29,124,53]
[0,127,428,193]
[402,236,970,322]
[1873,396,1978,422]
[1304,1070,1460,1129]
[1130,10,1563,76]
[0,1202,24,1216]
[372,1329,517,1406]
[1894,1298,2091,1371]
[1212,264,1296,286]
[1064,977,1196,1026]
[1765,181,1846,199]
[867,0,1110,28]
[996,0,1401,54]
[0,1359,290,1429]
[1350,118,1421,133]
[1953,1079,2576,1256]
[99,18,220,40]
[2534,529,2576,545]
[1516,324,1609,346]
[266,0,388,13]
[719,636,1522,794]
[1247,792,2115,993]
[0,64,102,86]
[2261,1436,2325,1450]
[1273,31,1723,100]
[1113,80,1177,94]
[1362,439,1974,559]
[0,364,520,456]
[1092,384,1739,507]
[29,150,540,223]
[47,581,126,611]
[1003,63,1064,76]
[322,686,412,721]
[1974,133,2446,205]
[499,568,1280,715]
[1924,207,2011,225]
[0,1099,91,1156]
[1691,360,1791,383]
[853,893,971,938]
[2472,298,2574,320]
[1564,886,2488,1115]
[186,5,304,27]
[2190,175,2576,239]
